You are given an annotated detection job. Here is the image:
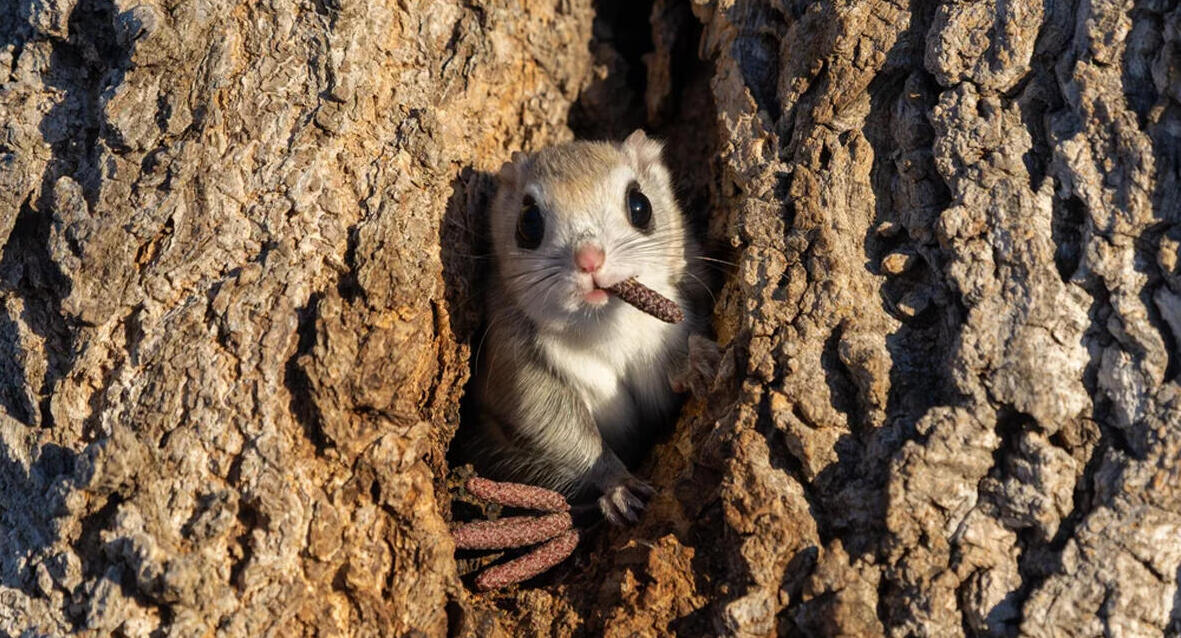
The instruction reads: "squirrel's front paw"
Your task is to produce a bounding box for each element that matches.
[598,476,655,526]
[670,335,723,398]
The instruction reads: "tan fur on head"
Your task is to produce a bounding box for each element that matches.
[486,132,690,336]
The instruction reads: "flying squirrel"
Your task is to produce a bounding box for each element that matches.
[461,130,714,525]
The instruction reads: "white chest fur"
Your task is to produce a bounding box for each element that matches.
[539,307,685,449]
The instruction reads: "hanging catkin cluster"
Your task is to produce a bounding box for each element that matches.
[452,477,580,591]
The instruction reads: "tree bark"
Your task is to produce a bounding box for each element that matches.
[1,0,1179,636]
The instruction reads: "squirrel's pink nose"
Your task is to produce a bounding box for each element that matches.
[574,244,605,273]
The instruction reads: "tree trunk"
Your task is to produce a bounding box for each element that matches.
[2,0,1179,636]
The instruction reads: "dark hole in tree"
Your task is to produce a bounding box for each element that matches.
[441,0,723,596]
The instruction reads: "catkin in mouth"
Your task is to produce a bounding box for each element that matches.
[606,278,684,323]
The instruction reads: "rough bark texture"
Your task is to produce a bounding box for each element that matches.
[1,0,1179,636]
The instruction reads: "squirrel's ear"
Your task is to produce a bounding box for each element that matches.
[498,151,527,186]
[622,129,663,169]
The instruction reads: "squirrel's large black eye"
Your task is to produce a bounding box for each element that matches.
[626,182,652,231]
[516,195,544,249]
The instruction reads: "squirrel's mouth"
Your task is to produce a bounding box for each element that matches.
[583,288,610,305]
[578,271,622,306]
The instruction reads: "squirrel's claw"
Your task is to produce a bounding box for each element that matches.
[671,335,722,398]
[598,477,653,526]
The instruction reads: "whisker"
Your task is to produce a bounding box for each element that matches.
[693,256,738,267]
[541,280,556,314]
[444,216,475,231]
[684,271,716,306]
[475,312,505,392]
[505,266,564,286]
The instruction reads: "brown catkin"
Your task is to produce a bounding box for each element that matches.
[606,278,684,323]
[466,477,569,512]
[474,529,581,591]
[451,513,572,550]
